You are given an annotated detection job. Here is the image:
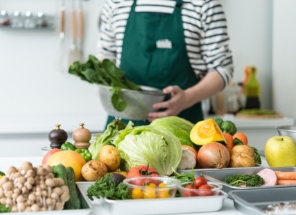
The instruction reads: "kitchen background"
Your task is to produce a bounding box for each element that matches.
[0,0,295,156]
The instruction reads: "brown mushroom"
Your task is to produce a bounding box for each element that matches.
[54,201,64,210]
[2,181,13,191]
[17,202,26,212]
[31,203,40,212]
[6,166,17,176]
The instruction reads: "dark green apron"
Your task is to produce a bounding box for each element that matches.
[105,0,203,128]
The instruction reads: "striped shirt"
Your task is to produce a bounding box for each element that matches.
[96,0,234,87]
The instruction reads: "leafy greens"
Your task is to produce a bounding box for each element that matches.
[86,173,130,200]
[115,125,182,176]
[68,55,140,111]
[90,119,128,160]
[225,174,264,187]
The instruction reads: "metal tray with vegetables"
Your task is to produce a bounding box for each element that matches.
[77,173,228,215]
[200,166,296,193]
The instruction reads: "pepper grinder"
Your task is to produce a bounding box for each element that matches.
[72,123,91,149]
[48,124,68,149]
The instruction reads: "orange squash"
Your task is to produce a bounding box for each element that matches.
[190,118,225,145]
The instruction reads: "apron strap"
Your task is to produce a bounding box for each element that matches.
[176,0,183,8]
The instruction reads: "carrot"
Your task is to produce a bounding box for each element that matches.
[233,132,248,145]
[223,133,234,153]
[277,180,296,185]
[274,171,296,180]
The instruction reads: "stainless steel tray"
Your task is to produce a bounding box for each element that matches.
[229,187,296,215]
[178,165,262,177]
[77,181,228,215]
[200,167,296,193]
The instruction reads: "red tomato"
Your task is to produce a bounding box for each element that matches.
[198,184,215,196]
[42,148,60,166]
[193,176,207,189]
[183,184,197,197]
[127,165,159,186]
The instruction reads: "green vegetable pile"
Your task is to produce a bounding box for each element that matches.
[90,118,183,176]
[225,174,264,187]
[0,204,11,213]
[68,55,140,112]
[213,116,237,135]
[87,173,130,200]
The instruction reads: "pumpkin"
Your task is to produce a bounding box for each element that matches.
[190,118,225,145]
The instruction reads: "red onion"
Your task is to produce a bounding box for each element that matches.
[197,142,230,168]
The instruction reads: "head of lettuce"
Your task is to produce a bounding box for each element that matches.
[114,125,182,176]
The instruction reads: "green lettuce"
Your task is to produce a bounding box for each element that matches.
[115,125,182,176]
[90,119,128,160]
[150,116,195,148]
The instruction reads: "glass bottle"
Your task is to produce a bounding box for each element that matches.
[245,66,260,109]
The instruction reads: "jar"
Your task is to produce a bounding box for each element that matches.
[0,10,10,26]
[23,11,36,28]
[11,11,23,28]
[35,12,48,28]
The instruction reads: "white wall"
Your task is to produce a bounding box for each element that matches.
[0,0,287,135]
[220,0,273,109]
[0,0,107,133]
[272,0,296,119]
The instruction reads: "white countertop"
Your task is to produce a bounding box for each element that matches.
[0,113,294,135]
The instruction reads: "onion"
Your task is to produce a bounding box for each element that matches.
[197,142,230,169]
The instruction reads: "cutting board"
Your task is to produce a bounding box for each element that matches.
[235,109,284,119]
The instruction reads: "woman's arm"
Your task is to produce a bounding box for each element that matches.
[96,0,116,62]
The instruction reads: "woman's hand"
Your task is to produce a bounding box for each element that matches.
[147,85,191,122]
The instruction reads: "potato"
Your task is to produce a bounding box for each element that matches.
[229,145,256,167]
[99,145,121,171]
[81,160,108,181]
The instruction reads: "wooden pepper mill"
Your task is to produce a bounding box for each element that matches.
[72,123,91,149]
[48,124,68,149]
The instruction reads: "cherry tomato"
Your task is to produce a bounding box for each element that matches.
[198,184,215,196]
[183,184,197,197]
[193,176,207,189]
[144,186,157,199]
[131,188,144,199]
[157,183,170,198]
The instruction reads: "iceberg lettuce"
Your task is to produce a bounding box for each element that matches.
[115,125,182,176]
[150,116,195,148]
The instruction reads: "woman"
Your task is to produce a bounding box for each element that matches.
[97,0,233,127]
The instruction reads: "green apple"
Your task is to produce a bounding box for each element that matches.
[265,136,296,167]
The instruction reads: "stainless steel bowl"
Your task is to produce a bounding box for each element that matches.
[98,85,165,120]
[276,125,296,142]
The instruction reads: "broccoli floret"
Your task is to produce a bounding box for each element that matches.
[212,116,224,128]
[221,120,237,135]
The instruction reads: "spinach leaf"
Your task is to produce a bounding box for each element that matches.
[68,55,140,112]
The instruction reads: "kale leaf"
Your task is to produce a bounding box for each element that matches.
[225,174,264,187]
[86,173,130,200]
